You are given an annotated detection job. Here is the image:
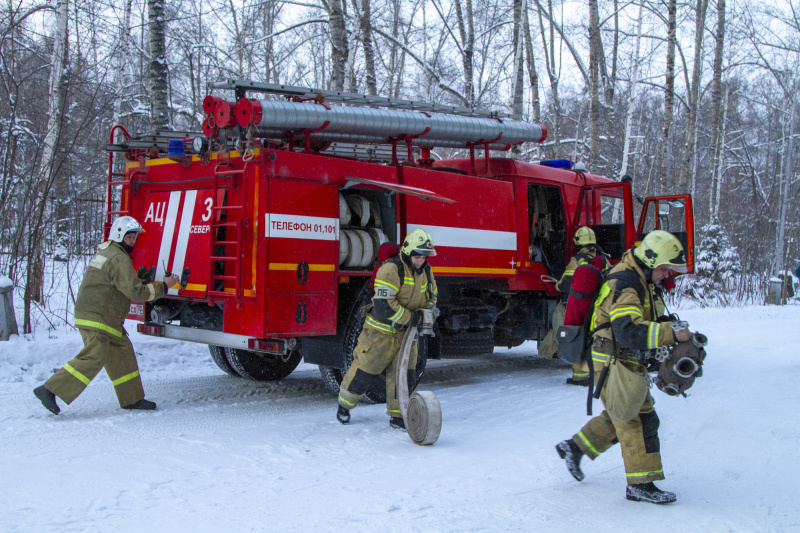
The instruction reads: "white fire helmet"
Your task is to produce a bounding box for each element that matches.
[108,216,145,243]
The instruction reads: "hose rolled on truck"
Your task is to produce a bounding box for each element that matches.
[395,309,442,445]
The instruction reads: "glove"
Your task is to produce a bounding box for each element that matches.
[408,310,424,328]
[137,265,153,284]
[657,313,679,323]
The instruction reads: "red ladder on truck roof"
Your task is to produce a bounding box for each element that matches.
[207,153,250,308]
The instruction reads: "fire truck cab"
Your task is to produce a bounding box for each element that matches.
[106,80,694,402]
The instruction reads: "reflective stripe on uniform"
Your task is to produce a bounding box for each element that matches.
[366,316,395,333]
[374,279,399,292]
[610,306,643,320]
[648,322,660,349]
[420,283,427,293]
[111,370,140,387]
[591,350,611,364]
[403,276,414,284]
[388,306,403,322]
[627,469,663,480]
[573,371,590,378]
[591,283,613,331]
[388,409,401,415]
[577,431,600,456]
[74,318,123,338]
[64,363,91,385]
[339,395,357,408]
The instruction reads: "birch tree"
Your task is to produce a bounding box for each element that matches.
[148,0,169,131]
[25,0,70,332]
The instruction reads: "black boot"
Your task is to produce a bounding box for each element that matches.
[556,439,585,481]
[389,417,406,430]
[566,377,590,387]
[337,405,351,424]
[626,482,677,504]
[122,398,157,410]
[33,385,60,415]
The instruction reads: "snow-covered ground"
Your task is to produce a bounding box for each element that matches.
[1,305,799,532]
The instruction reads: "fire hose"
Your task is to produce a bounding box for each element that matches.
[395,309,442,445]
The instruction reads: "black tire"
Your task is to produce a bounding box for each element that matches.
[209,345,239,376]
[439,329,495,358]
[319,365,344,395]
[225,347,302,381]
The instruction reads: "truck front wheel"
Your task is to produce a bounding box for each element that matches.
[225,347,302,381]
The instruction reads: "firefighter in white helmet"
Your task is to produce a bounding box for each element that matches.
[33,216,179,415]
[556,230,693,504]
[539,226,608,387]
[337,228,438,429]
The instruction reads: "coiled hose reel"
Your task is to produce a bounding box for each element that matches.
[654,327,708,397]
[396,308,442,445]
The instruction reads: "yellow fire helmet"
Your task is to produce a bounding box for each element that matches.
[401,228,437,257]
[633,230,688,273]
[574,226,596,246]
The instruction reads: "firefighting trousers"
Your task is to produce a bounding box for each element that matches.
[339,325,418,417]
[572,361,664,485]
[44,328,145,408]
[538,301,566,359]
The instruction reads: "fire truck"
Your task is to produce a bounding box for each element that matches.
[106,80,694,402]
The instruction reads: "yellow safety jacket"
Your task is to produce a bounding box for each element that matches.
[367,256,438,334]
[74,241,168,338]
[589,251,676,364]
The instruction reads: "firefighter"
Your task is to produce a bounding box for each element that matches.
[337,228,438,429]
[538,226,608,386]
[33,216,179,415]
[555,230,693,504]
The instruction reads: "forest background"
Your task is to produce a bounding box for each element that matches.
[1,0,798,334]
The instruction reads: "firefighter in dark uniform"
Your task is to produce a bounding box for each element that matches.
[539,226,609,386]
[555,230,693,504]
[33,216,179,415]
[337,229,438,429]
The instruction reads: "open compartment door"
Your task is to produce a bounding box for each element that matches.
[636,195,695,273]
[572,183,635,263]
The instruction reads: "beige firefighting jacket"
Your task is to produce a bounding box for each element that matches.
[367,257,438,334]
[74,240,168,338]
[589,250,676,364]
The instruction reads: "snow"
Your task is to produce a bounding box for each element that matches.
[2,305,800,531]
[0,274,11,289]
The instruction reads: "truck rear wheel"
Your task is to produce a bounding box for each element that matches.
[208,345,238,376]
[439,329,494,358]
[225,347,302,381]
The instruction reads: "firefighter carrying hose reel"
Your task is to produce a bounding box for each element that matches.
[337,229,441,444]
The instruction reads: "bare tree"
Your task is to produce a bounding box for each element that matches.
[708,0,726,218]
[327,0,348,90]
[677,0,709,194]
[148,0,169,131]
[657,0,678,193]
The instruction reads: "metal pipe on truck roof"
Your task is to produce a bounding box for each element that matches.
[234,98,546,146]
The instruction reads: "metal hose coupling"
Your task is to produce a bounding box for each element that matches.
[672,356,701,379]
[692,332,708,348]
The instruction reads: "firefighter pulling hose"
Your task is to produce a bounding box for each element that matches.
[395,308,442,445]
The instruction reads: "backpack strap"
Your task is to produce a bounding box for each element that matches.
[589,269,646,335]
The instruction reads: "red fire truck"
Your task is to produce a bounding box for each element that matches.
[106,80,694,402]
